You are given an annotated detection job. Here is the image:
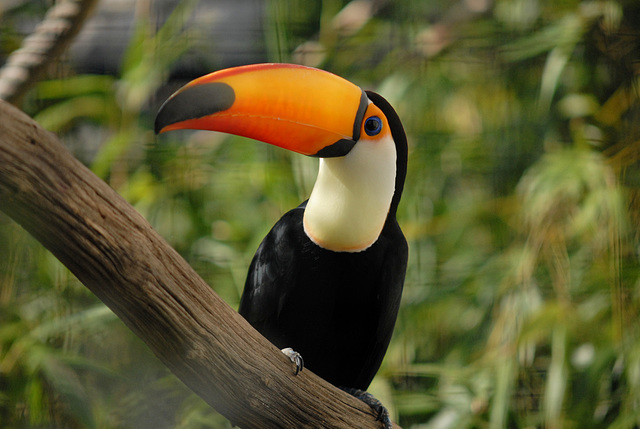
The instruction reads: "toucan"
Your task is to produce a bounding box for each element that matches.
[155,63,408,425]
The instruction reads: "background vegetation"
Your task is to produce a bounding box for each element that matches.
[1,0,640,428]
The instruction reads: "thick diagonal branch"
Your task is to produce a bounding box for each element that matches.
[0,100,400,428]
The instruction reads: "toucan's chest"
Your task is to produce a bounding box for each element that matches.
[246,203,404,317]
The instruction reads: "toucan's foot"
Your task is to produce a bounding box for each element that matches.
[341,387,392,429]
[281,347,304,375]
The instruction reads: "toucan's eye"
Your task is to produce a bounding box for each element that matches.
[364,116,382,136]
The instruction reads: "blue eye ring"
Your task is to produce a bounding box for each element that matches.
[364,116,382,136]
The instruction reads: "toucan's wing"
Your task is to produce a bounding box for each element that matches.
[238,203,307,346]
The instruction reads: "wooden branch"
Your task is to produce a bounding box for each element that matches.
[0,0,99,105]
[0,100,401,428]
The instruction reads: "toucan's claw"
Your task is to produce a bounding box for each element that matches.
[341,387,392,429]
[281,347,304,375]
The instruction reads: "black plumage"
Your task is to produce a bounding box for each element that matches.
[239,91,408,390]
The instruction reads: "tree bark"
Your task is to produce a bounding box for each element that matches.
[0,100,400,428]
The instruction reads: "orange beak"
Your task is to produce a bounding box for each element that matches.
[155,63,368,157]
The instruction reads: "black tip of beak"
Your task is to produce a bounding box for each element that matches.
[154,82,236,134]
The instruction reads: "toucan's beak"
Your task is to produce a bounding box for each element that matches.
[155,63,369,157]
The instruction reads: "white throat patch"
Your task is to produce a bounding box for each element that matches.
[303,134,397,252]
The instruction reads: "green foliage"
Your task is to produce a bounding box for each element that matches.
[2,0,640,427]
